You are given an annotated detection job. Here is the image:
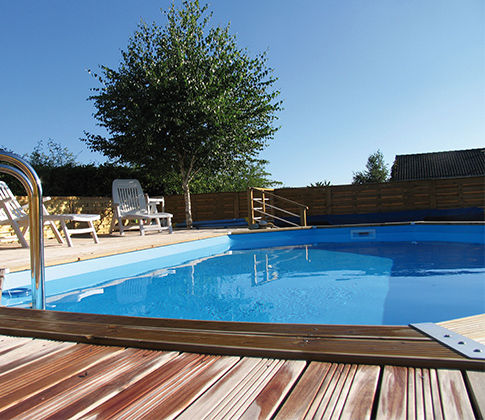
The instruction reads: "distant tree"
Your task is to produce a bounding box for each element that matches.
[352,150,389,184]
[308,180,331,187]
[27,139,77,168]
[190,159,281,193]
[83,0,282,228]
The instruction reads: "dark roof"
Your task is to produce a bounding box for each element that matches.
[390,148,485,181]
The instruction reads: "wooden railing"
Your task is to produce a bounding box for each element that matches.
[248,187,308,227]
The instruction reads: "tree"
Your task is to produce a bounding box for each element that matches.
[27,139,77,168]
[83,0,282,228]
[190,159,282,193]
[352,150,389,184]
[308,180,331,187]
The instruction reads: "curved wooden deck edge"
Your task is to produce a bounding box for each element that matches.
[0,307,483,370]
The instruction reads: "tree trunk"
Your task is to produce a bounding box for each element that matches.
[182,180,193,229]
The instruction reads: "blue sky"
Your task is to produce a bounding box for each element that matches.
[0,1,483,187]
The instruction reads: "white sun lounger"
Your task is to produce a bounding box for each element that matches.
[0,181,100,247]
[110,179,173,236]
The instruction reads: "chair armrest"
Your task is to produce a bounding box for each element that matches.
[0,197,13,204]
[112,202,122,217]
[148,197,164,204]
[147,196,165,212]
[21,196,51,211]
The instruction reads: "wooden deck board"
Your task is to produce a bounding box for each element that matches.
[338,364,380,420]
[84,353,239,419]
[0,336,75,375]
[0,343,120,412]
[177,357,304,420]
[376,366,479,420]
[274,361,333,419]
[465,370,485,419]
[0,348,178,419]
[0,307,482,369]
[438,313,485,345]
[238,360,306,419]
[0,310,483,418]
[0,333,482,419]
[437,369,476,419]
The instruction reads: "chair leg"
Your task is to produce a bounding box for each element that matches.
[168,217,173,234]
[118,217,126,236]
[12,222,29,248]
[60,219,73,247]
[48,220,64,244]
[155,217,162,232]
[109,215,116,234]
[139,219,145,236]
[88,221,100,244]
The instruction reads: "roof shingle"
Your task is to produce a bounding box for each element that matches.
[391,148,485,181]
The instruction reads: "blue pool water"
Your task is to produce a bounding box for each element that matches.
[41,241,484,325]
[3,224,485,325]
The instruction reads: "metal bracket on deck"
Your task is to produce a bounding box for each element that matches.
[411,322,485,360]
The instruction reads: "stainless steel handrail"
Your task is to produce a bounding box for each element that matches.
[0,151,45,309]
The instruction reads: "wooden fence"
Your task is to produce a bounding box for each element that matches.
[164,176,485,223]
[1,176,483,241]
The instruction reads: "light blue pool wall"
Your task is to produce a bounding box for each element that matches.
[4,235,231,295]
[228,224,485,250]
[4,223,484,302]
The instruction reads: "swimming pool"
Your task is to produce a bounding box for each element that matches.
[3,223,484,325]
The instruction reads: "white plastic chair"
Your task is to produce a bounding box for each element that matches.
[110,179,173,236]
[0,181,100,247]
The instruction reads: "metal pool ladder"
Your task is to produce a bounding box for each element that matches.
[0,150,45,309]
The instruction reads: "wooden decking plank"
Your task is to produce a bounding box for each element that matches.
[407,367,416,419]
[82,352,208,418]
[0,348,178,419]
[437,369,476,419]
[0,337,75,375]
[0,334,33,352]
[238,360,306,419]
[0,343,120,411]
[299,362,342,419]
[213,360,286,419]
[439,313,485,345]
[421,368,435,419]
[429,368,444,420]
[139,356,239,419]
[0,306,430,339]
[303,364,344,419]
[376,366,407,419]
[274,362,333,419]
[415,368,425,419]
[0,314,479,369]
[314,363,354,419]
[339,364,380,420]
[465,370,485,419]
[177,357,270,419]
[323,364,358,419]
[83,353,238,419]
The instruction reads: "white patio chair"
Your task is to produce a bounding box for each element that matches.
[0,181,100,247]
[110,179,173,236]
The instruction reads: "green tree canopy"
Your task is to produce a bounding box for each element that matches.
[352,150,389,184]
[83,0,282,227]
[27,139,78,168]
[308,180,331,188]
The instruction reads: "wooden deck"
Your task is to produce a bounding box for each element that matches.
[0,308,483,419]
